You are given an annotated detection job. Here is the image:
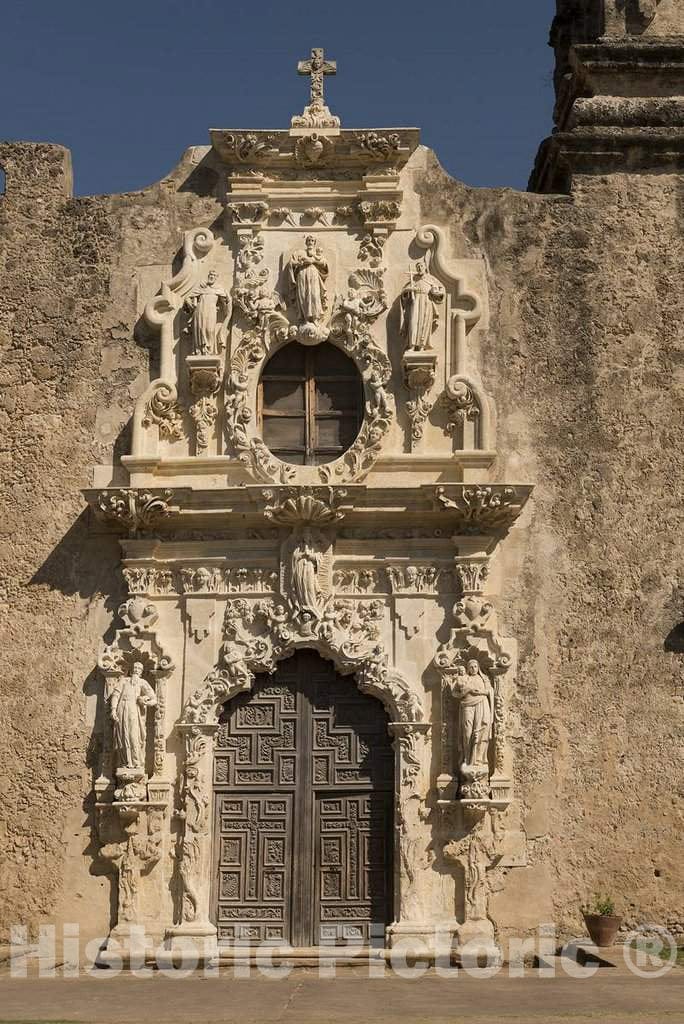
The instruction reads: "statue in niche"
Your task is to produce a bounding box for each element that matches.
[290,527,325,618]
[400,259,445,351]
[110,662,157,771]
[184,270,231,354]
[288,236,328,323]
[451,659,493,779]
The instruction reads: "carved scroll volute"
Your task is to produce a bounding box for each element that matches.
[133,227,217,457]
[175,724,217,927]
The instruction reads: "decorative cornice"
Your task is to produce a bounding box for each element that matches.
[209,128,420,175]
[85,483,533,535]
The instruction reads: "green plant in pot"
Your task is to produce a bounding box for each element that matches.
[581,894,623,947]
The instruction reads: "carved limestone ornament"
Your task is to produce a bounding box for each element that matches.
[441,377,481,435]
[93,488,176,534]
[211,128,419,175]
[98,806,164,928]
[138,227,219,454]
[294,133,334,167]
[224,292,394,484]
[354,132,401,164]
[443,811,502,925]
[292,46,340,129]
[262,486,348,526]
[97,596,175,801]
[178,598,425,727]
[231,232,287,330]
[434,485,532,535]
[433,592,514,809]
[287,235,330,343]
[175,726,211,924]
[123,565,280,597]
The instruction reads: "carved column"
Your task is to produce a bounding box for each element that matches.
[165,724,219,956]
[386,721,435,950]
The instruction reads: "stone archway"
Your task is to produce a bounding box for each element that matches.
[171,602,430,950]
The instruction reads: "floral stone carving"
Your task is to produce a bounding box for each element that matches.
[180,598,424,727]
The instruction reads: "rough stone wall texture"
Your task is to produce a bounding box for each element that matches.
[416,154,684,938]
[1,137,682,942]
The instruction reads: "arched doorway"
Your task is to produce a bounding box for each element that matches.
[212,650,394,947]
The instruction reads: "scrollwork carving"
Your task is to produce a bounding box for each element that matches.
[142,383,184,440]
[354,132,400,163]
[176,728,210,923]
[179,598,423,727]
[434,485,529,535]
[95,489,175,533]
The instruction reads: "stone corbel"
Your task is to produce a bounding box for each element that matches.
[187,355,222,456]
[89,488,177,536]
[402,349,437,449]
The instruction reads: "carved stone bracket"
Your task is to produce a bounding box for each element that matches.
[403,350,437,449]
[187,355,222,456]
[261,486,350,526]
[433,485,532,536]
[90,488,177,535]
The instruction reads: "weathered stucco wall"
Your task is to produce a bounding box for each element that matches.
[415,152,684,937]
[0,137,682,944]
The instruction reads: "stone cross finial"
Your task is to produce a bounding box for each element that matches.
[298,47,337,109]
[292,47,341,130]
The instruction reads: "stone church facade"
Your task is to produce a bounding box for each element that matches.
[1,1,682,960]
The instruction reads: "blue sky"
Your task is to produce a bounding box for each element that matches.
[0,0,557,196]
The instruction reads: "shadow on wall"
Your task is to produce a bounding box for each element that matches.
[664,621,684,654]
[29,508,124,606]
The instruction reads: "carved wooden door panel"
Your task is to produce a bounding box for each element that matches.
[213,650,394,946]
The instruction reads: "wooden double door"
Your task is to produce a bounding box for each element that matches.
[213,651,394,946]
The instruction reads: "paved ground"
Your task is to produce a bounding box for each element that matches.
[0,972,682,1024]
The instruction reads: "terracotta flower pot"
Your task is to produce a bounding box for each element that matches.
[583,913,623,947]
